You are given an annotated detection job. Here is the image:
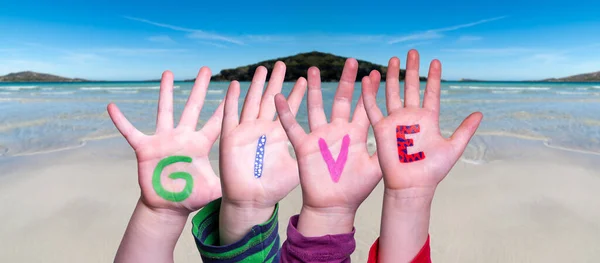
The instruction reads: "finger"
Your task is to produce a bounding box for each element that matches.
[179,67,211,130]
[276,77,307,121]
[199,99,225,144]
[287,77,307,116]
[221,81,241,135]
[258,61,286,120]
[352,70,381,129]
[331,58,358,122]
[307,67,328,131]
[240,66,267,122]
[423,59,442,113]
[361,76,384,126]
[275,94,307,147]
[450,112,483,156]
[404,49,421,108]
[107,103,145,147]
[385,57,402,114]
[156,71,175,133]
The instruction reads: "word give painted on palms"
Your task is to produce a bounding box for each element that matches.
[152,156,194,202]
[396,125,426,163]
[318,134,350,183]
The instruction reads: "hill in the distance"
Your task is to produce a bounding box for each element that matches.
[0,71,87,82]
[543,71,600,82]
[188,51,427,82]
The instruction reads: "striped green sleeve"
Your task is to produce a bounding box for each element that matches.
[191,198,280,263]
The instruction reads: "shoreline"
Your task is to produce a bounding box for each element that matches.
[3,80,600,84]
[2,130,599,166]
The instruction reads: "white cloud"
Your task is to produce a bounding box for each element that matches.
[185,31,244,45]
[85,48,187,56]
[123,15,505,47]
[404,41,434,48]
[124,16,244,45]
[388,16,506,44]
[243,35,297,42]
[443,43,599,72]
[441,48,533,55]
[197,41,228,49]
[528,53,568,64]
[436,16,506,32]
[124,16,195,31]
[62,53,106,64]
[329,35,386,43]
[388,31,443,44]
[148,35,175,44]
[457,35,483,43]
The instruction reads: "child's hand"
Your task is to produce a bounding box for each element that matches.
[362,50,482,197]
[218,62,307,244]
[362,50,482,262]
[275,58,382,237]
[108,68,223,216]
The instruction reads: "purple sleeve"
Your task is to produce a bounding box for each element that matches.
[281,215,356,263]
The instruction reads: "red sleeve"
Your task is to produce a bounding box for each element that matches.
[367,236,431,263]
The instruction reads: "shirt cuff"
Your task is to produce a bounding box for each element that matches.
[367,235,431,263]
[191,198,280,263]
[281,214,355,262]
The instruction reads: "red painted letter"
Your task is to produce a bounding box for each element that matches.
[396,125,426,163]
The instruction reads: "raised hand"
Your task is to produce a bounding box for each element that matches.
[362,50,482,194]
[111,68,224,263]
[218,61,307,244]
[109,68,223,213]
[275,58,383,237]
[362,50,482,262]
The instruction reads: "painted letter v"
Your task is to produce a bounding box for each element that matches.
[318,134,350,183]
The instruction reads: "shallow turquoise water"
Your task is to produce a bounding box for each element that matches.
[1,81,599,162]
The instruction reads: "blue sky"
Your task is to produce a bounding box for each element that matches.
[1,0,599,81]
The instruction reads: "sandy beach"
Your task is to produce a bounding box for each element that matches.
[3,3,600,261]
[1,136,599,263]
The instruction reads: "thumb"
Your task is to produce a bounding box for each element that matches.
[275,93,307,147]
[450,112,483,156]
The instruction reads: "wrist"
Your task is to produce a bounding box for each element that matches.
[220,200,275,224]
[115,200,188,262]
[219,199,276,245]
[383,187,435,211]
[135,200,189,232]
[379,187,434,262]
[297,205,356,237]
[139,196,192,218]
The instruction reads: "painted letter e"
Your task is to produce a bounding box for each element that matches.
[396,125,426,163]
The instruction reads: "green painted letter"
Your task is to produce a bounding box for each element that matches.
[152,156,194,202]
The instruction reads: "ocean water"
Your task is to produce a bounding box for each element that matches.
[1,81,599,163]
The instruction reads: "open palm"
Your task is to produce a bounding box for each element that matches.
[362,50,483,192]
[275,59,382,212]
[219,62,306,208]
[107,68,222,214]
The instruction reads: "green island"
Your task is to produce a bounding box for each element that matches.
[0,71,87,82]
[542,71,600,82]
[187,51,427,82]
